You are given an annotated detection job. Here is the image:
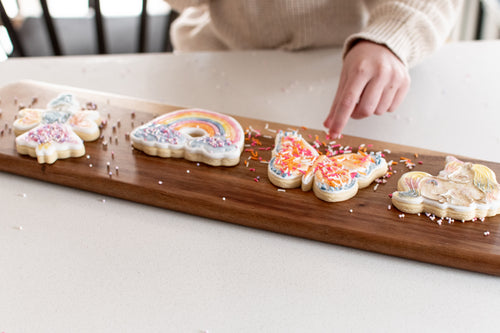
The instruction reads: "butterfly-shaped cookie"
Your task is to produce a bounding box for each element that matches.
[268,131,388,202]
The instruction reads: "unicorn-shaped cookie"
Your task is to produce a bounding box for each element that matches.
[391,156,500,221]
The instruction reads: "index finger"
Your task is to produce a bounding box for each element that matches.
[327,74,368,138]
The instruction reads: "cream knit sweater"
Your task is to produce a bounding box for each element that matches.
[167,0,462,67]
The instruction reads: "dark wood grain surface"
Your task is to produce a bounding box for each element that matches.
[1,81,499,275]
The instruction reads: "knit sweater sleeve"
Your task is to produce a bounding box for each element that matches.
[166,0,208,11]
[344,0,462,67]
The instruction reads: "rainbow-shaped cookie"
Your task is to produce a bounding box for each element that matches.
[131,108,244,166]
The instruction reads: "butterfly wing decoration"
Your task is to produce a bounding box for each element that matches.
[268,131,388,202]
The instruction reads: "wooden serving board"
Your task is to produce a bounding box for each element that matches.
[1,81,499,275]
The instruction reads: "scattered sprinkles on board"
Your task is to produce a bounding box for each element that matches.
[2,93,498,234]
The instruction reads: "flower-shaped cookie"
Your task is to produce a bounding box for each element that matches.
[268,131,388,202]
[14,93,102,164]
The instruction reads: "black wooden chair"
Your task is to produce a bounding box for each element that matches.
[0,0,179,57]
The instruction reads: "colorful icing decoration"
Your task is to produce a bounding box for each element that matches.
[14,93,102,164]
[47,93,81,112]
[392,156,500,221]
[15,123,85,164]
[130,108,244,166]
[13,93,102,141]
[268,131,388,202]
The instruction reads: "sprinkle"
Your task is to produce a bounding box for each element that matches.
[89,163,93,168]
[399,214,405,219]
[484,231,490,236]
[277,189,286,192]
[115,166,119,175]
[18,193,27,198]
[349,209,353,213]
[158,180,163,185]
[86,154,91,159]
[222,197,226,201]
[86,101,97,110]
[186,170,190,174]
[373,183,379,191]
[17,226,23,230]
[111,151,115,159]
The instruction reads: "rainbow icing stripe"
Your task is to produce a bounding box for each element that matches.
[131,109,244,166]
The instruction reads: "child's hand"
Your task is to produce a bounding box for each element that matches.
[324,40,410,138]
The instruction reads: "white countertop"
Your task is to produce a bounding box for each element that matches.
[1,41,499,332]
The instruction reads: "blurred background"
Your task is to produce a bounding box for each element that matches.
[0,0,498,60]
[0,0,176,59]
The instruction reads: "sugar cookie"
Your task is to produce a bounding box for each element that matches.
[13,93,102,164]
[131,108,244,166]
[268,131,388,202]
[391,156,500,221]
